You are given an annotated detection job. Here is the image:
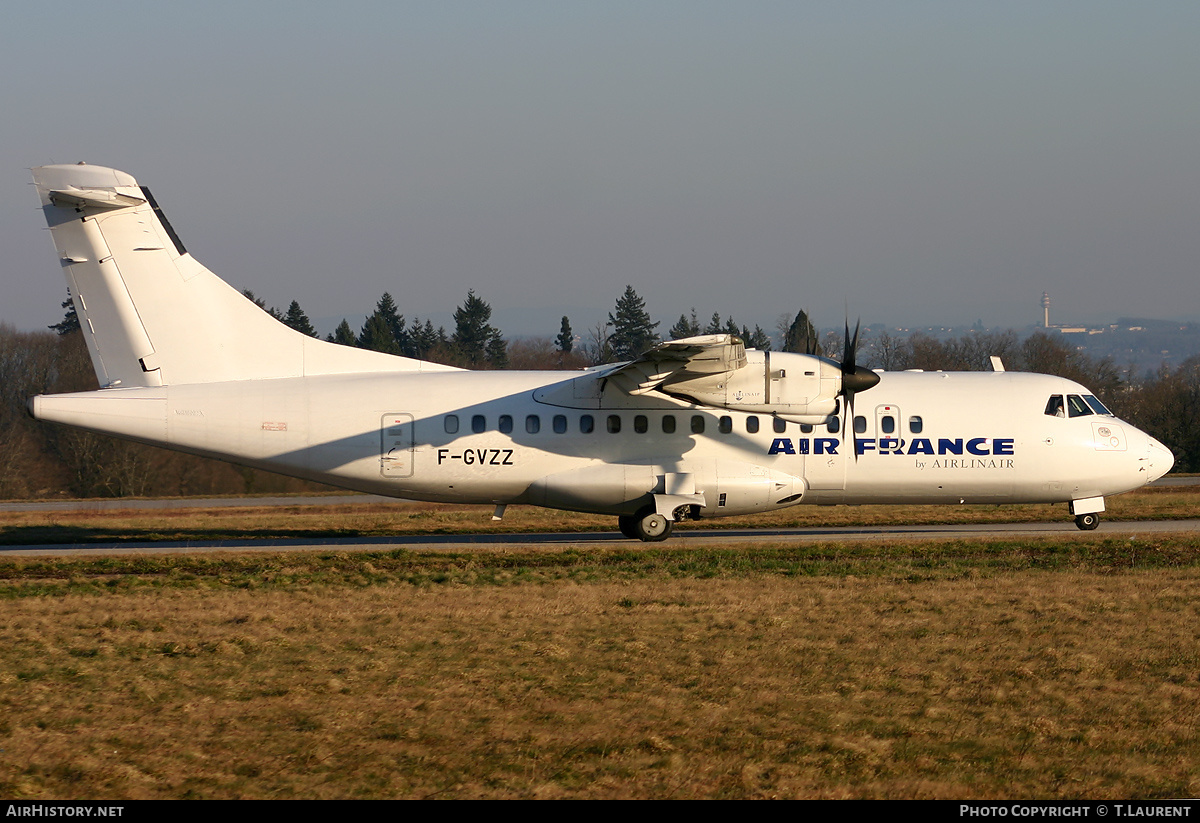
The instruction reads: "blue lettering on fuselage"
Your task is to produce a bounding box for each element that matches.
[770,438,839,455]
[768,437,1014,457]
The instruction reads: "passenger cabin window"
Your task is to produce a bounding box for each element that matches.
[800,423,813,434]
[909,416,923,434]
[662,415,676,434]
[634,415,648,434]
[526,415,540,434]
[828,416,840,434]
[580,414,594,434]
[719,416,732,434]
[854,416,867,434]
[444,415,459,434]
[607,415,621,434]
[471,414,486,434]
[691,415,706,434]
[553,414,567,434]
[881,415,895,434]
[746,416,759,434]
[1045,396,1065,417]
[498,414,513,434]
[773,418,787,434]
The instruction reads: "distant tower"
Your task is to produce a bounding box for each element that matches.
[1042,292,1050,328]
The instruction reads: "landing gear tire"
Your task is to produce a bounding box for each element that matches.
[633,506,672,542]
[617,515,639,540]
[1074,512,1100,531]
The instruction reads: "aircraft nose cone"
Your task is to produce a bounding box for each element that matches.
[1145,435,1175,482]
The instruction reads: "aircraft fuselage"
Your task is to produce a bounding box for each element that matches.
[26,163,1174,540]
[31,365,1170,520]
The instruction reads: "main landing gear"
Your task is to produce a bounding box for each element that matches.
[618,505,672,542]
[1074,512,1100,531]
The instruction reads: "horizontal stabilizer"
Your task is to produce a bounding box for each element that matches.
[48,186,146,210]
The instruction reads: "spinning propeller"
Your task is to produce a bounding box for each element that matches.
[837,318,880,458]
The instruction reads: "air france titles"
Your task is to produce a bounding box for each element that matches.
[768,436,1015,468]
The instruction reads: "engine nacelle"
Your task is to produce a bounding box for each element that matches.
[661,350,842,423]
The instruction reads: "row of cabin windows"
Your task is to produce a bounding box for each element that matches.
[445,412,924,436]
[854,415,924,434]
[446,413,820,436]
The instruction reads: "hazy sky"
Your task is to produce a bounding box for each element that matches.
[3,1,1198,338]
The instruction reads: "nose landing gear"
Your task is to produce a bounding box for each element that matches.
[1070,497,1104,531]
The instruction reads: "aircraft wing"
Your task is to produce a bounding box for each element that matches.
[603,334,747,396]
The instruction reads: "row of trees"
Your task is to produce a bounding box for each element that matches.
[247,289,511,369]
[252,284,819,369]
[0,325,331,499]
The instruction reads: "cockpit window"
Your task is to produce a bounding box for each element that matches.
[1084,395,1113,416]
[1045,396,1065,417]
[1067,394,1092,418]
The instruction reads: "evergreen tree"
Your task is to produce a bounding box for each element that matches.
[783,309,821,355]
[452,289,506,368]
[358,292,408,355]
[556,316,574,353]
[358,312,400,354]
[242,289,282,320]
[328,318,357,346]
[410,317,444,360]
[283,300,318,338]
[49,292,80,336]
[745,325,772,351]
[669,309,701,340]
[486,333,509,369]
[705,312,723,335]
[607,286,660,361]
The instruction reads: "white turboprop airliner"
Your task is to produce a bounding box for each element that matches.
[27,163,1174,540]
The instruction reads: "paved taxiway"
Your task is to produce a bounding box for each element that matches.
[3,518,1198,557]
[1,474,1193,515]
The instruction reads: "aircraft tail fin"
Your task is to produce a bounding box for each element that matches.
[32,163,455,387]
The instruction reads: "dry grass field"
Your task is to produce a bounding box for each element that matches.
[1,488,1198,799]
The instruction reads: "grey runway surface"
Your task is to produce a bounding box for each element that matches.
[4,477,1195,515]
[1,474,1194,515]
[3,518,1198,558]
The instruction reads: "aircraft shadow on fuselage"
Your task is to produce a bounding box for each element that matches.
[292,384,804,476]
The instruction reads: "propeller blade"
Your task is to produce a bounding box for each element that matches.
[845,387,857,461]
[837,316,879,461]
[842,317,858,375]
